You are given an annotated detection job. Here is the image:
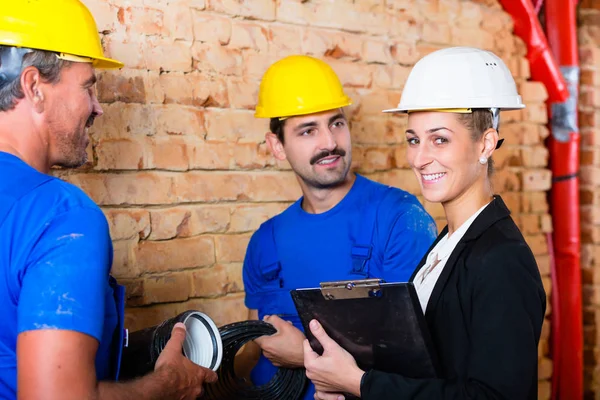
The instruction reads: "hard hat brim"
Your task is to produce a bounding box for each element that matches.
[382,103,526,114]
[92,55,124,69]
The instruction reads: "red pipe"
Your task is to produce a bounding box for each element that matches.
[498,0,582,399]
[498,0,568,103]
[544,1,583,399]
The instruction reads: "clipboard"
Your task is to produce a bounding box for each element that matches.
[291,279,439,379]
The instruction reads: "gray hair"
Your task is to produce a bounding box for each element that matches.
[0,47,69,112]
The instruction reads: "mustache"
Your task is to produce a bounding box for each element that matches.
[310,148,346,165]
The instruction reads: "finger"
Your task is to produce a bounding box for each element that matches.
[264,314,286,330]
[315,391,345,400]
[203,367,218,384]
[303,338,318,364]
[308,320,337,351]
[162,322,186,353]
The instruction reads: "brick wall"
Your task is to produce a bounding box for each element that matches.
[579,1,600,398]
[67,0,552,396]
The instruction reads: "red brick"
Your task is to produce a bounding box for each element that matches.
[64,172,176,206]
[105,39,146,70]
[456,2,483,28]
[386,14,420,42]
[191,43,242,76]
[191,11,231,44]
[91,103,155,139]
[362,39,392,64]
[172,171,301,203]
[276,0,308,25]
[149,205,230,240]
[491,169,521,192]
[358,147,395,172]
[214,233,252,263]
[452,27,494,50]
[521,169,552,192]
[142,272,192,305]
[136,236,215,273]
[95,138,145,170]
[520,81,548,103]
[522,192,549,213]
[581,69,600,87]
[389,41,420,65]
[154,105,206,137]
[538,380,551,400]
[582,166,600,186]
[365,169,421,195]
[229,203,290,232]
[583,225,600,244]
[103,209,151,241]
[522,103,548,125]
[268,24,303,57]
[301,29,336,57]
[501,192,521,212]
[147,136,192,171]
[191,264,231,297]
[536,254,551,276]
[163,0,197,41]
[524,234,548,256]
[159,73,228,108]
[422,22,451,44]
[521,146,549,168]
[97,70,147,103]
[328,60,373,88]
[203,108,266,142]
[184,293,248,326]
[144,39,193,72]
[352,116,406,145]
[111,239,140,278]
[229,21,268,52]
[226,76,260,110]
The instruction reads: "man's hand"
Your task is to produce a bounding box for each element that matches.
[154,322,218,399]
[254,315,306,368]
[303,319,364,397]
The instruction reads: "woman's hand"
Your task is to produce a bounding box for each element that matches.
[303,319,364,397]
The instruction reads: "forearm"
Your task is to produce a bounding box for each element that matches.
[96,368,184,400]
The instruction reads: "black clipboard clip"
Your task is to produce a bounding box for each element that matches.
[319,278,384,300]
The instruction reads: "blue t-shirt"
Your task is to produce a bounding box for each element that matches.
[0,152,117,399]
[243,174,437,399]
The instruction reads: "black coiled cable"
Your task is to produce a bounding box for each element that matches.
[204,320,308,400]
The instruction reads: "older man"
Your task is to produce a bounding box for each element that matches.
[0,1,216,399]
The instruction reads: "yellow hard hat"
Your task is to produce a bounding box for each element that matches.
[0,0,123,69]
[255,55,352,118]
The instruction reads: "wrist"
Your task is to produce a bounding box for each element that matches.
[346,366,365,397]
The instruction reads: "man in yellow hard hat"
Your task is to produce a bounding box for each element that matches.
[0,1,216,399]
[243,55,438,399]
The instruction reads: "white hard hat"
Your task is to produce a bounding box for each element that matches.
[383,47,525,113]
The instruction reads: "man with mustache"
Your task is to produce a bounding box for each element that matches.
[0,1,216,399]
[243,55,438,399]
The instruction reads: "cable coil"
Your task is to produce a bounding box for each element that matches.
[204,320,307,400]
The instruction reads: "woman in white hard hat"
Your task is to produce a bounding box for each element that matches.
[302,47,546,400]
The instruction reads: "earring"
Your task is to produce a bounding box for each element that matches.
[479,157,488,165]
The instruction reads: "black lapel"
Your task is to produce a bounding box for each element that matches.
[422,196,512,321]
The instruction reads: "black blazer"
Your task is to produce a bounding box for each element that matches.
[361,196,546,400]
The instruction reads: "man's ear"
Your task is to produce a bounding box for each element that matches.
[20,66,45,112]
[265,132,287,161]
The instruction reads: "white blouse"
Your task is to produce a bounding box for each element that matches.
[414,201,491,313]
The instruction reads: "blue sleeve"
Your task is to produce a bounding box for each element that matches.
[242,230,264,310]
[379,203,437,282]
[18,206,112,342]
